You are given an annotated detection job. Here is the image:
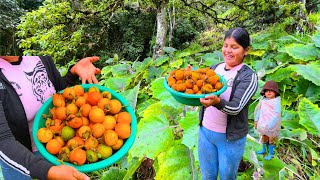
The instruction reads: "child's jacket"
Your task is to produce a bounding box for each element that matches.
[254,96,281,137]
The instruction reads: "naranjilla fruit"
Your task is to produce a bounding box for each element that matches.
[36,85,132,165]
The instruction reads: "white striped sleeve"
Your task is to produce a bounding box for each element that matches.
[221,73,257,115]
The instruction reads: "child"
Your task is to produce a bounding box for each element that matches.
[254,80,281,160]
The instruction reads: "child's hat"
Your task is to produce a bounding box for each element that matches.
[261,80,280,96]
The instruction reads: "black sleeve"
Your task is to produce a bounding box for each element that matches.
[0,102,52,180]
[39,56,79,91]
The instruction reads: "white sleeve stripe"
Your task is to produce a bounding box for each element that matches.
[222,73,257,114]
[0,151,30,176]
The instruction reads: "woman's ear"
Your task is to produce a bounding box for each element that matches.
[244,47,250,56]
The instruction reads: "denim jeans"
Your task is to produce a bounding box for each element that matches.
[0,151,42,180]
[198,126,246,180]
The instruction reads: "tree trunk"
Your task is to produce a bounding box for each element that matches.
[153,1,167,59]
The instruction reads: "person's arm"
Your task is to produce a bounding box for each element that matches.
[40,56,100,91]
[0,102,53,179]
[201,72,258,115]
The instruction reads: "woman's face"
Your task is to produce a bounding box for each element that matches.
[222,37,249,69]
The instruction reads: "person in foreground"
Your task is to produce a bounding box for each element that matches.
[254,80,281,160]
[0,55,101,180]
[198,27,258,180]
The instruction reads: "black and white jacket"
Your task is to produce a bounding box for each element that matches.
[0,56,78,180]
[199,63,258,141]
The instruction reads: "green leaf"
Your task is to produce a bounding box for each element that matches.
[129,103,174,159]
[111,64,131,76]
[100,167,127,180]
[266,66,293,82]
[120,82,140,110]
[290,63,320,86]
[311,32,320,48]
[243,135,261,168]
[154,55,170,66]
[249,49,265,57]
[163,47,177,54]
[170,58,184,69]
[155,142,201,180]
[104,77,131,91]
[136,98,158,117]
[285,44,319,61]
[179,111,199,149]
[298,98,320,135]
[202,51,223,67]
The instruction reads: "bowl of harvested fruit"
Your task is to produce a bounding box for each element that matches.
[32,84,137,172]
[163,68,227,106]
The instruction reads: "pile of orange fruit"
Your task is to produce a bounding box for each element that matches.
[36,85,131,165]
[167,67,224,94]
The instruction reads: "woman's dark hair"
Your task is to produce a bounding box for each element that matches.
[224,27,250,49]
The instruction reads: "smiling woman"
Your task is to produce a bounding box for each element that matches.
[197,27,258,180]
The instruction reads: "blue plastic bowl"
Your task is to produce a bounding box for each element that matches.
[32,84,137,172]
[163,75,227,106]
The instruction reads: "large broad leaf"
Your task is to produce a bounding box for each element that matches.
[132,57,152,73]
[100,167,127,180]
[111,63,131,76]
[311,32,320,48]
[298,98,320,135]
[143,66,166,82]
[136,98,158,117]
[290,63,320,86]
[129,103,174,159]
[243,135,261,168]
[266,67,293,82]
[155,142,201,180]
[179,111,199,149]
[154,55,170,66]
[202,51,223,67]
[170,58,184,69]
[120,82,140,110]
[281,110,301,130]
[285,44,319,61]
[249,49,265,57]
[150,77,182,108]
[104,77,131,91]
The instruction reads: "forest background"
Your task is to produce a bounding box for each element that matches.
[0,0,320,179]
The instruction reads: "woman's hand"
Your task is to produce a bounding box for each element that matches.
[200,95,220,107]
[47,165,90,180]
[70,56,101,84]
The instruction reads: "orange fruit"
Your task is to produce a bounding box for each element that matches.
[92,123,106,138]
[88,86,100,93]
[58,146,70,162]
[46,119,65,133]
[97,98,111,110]
[101,91,112,99]
[73,85,85,96]
[67,137,84,150]
[102,115,116,130]
[87,91,103,106]
[46,139,63,155]
[54,136,65,147]
[114,112,131,124]
[112,139,124,150]
[52,94,65,107]
[55,106,67,121]
[66,103,78,116]
[89,107,105,123]
[108,99,122,114]
[104,130,118,146]
[80,104,91,117]
[63,87,76,100]
[67,116,83,129]
[115,123,131,139]
[75,96,86,108]
[69,148,86,165]
[84,137,99,150]
[37,127,53,143]
[78,126,92,140]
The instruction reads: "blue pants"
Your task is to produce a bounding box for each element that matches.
[0,151,42,180]
[198,126,246,180]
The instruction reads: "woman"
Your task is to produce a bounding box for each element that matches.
[0,56,100,180]
[198,27,258,179]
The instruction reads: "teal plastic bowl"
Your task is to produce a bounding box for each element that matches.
[32,84,137,173]
[163,75,228,106]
